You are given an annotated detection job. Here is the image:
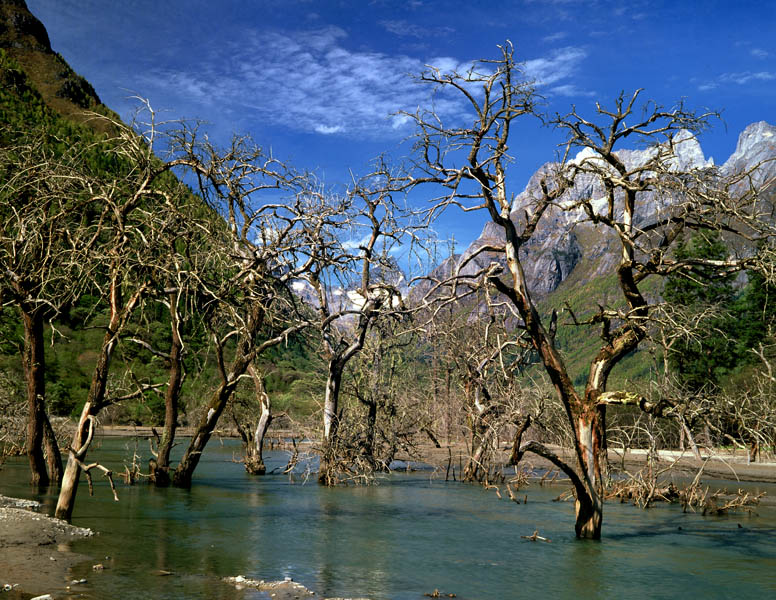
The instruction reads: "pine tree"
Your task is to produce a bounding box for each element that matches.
[663,231,737,391]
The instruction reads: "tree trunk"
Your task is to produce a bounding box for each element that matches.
[572,410,604,539]
[55,329,115,519]
[55,401,96,520]
[319,363,343,484]
[465,426,496,482]
[172,380,236,488]
[171,302,302,487]
[360,399,378,468]
[55,277,127,521]
[245,365,272,475]
[574,494,602,539]
[43,411,63,484]
[21,307,49,486]
[152,294,183,487]
[464,406,492,482]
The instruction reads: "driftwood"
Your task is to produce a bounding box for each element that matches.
[521,530,551,543]
[424,589,456,598]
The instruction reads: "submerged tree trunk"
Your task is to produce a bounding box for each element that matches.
[42,411,63,484]
[172,379,237,488]
[21,303,63,486]
[361,399,378,467]
[245,365,272,475]
[572,408,605,539]
[319,362,343,484]
[151,294,183,487]
[465,424,499,482]
[172,303,305,488]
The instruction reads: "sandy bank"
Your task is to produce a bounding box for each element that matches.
[418,442,776,488]
[0,495,94,599]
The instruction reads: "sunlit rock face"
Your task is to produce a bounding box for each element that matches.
[722,121,776,181]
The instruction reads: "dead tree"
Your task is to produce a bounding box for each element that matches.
[299,163,417,484]
[405,43,775,538]
[163,126,320,488]
[0,132,103,486]
[231,363,273,475]
[344,314,425,472]
[55,106,196,518]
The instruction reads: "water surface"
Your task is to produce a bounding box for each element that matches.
[2,437,775,599]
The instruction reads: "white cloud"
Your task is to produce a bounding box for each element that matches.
[751,48,769,59]
[138,26,464,138]
[549,83,596,97]
[380,19,454,38]
[542,32,568,43]
[315,124,344,135]
[721,71,776,84]
[342,234,370,250]
[136,29,587,138]
[698,69,776,91]
[523,47,587,87]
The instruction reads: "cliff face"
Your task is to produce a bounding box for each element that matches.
[0,0,104,123]
[454,122,776,300]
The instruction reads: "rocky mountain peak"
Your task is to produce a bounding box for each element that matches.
[669,130,714,170]
[723,121,776,175]
[459,122,775,300]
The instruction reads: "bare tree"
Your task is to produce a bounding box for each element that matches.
[160,126,321,488]
[405,43,774,538]
[0,130,100,486]
[54,107,199,519]
[298,164,419,484]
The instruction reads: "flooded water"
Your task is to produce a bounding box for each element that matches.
[2,437,776,599]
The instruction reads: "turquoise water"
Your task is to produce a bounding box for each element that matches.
[2,437,776,599]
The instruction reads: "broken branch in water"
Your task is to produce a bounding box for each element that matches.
[521,530,551,543]
[72,456,119,502]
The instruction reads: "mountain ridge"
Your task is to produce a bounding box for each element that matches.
[451,121,776,300]
[0,0,109,130]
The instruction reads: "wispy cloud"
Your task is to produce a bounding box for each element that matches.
[550,83,596,97]
[751,48,770,59]
[380,19,453,38]
[699,70,776,91]
[542,31,568,43]
[315,124,344,135]
[523,46,587,86]
[135,28,588,138]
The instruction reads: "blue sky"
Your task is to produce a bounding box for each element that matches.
[27,0,776,252]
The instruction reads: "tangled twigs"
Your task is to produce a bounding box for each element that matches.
[680,484,765,515]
